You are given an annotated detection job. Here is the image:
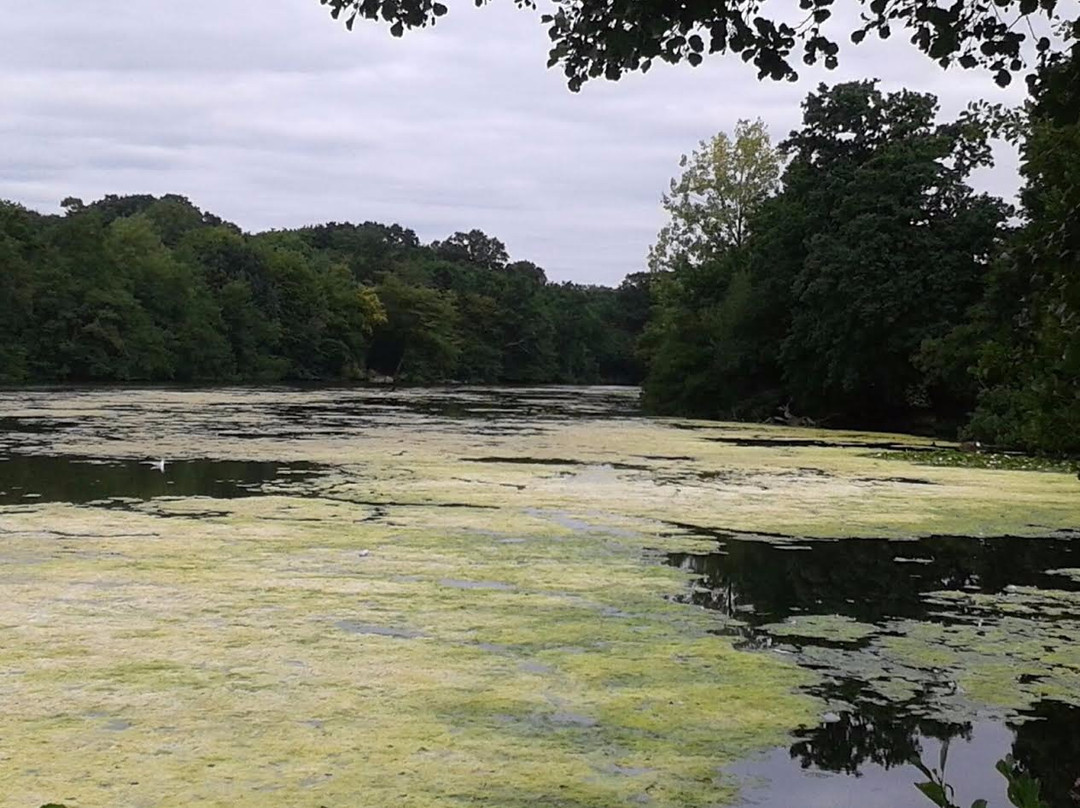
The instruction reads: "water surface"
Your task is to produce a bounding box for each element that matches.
[2,385,1078,807]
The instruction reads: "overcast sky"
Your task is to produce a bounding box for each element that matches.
[0,0,1030,285]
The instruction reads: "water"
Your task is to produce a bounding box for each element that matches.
[0,455,319,504]
[2,385,1078,806]
[666,533,1080,627]
[666,534,1080,806]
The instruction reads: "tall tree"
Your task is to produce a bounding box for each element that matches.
[774,81,1008,424]
[648,119,780,272]
[642,121,782,417]
[642,82,1009,428]
[961,42,1080,452]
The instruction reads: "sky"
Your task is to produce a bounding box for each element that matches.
[0,0,1032,285]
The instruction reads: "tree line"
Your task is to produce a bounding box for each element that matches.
[0,196,648,386]
[641,44,1079,455]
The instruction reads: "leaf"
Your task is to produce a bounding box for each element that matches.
[916,781,951,807]
[914,759,935,780]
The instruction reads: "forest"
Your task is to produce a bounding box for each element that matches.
[642,46,1078,456]
[0,196,648,388]
[1,47,1076,456]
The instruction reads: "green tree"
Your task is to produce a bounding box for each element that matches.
[0,202,40,382]
[962,42,1080,452]
[0,193,645,388]
[773,81,1008,426]
[641,121,783,417]
[369,274,460,381]
[648,119,780,272]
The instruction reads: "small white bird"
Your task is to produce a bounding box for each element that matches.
[142,458,166,473]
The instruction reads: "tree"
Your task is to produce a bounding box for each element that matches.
[641,121,783,418]
[641,81,1009,428]
[772,81,1008,424]
[648,119,780,273]
[0,192,647,387]
[319,0,1075,90]
[960,41,1080,452]
[368,274,460,380]
[432,230,509,271]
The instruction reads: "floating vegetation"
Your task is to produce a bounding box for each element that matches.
[1,387,1079,807]
[871,449,1078,474]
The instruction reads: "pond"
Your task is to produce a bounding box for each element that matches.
[1,386,1078,808]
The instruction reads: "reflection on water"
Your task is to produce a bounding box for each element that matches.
[666,534,1080,628]
[0,455,318,504]
[732,702,1080,808]
[666,536,1080,806]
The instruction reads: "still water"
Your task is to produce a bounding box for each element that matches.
[667,534,1080,806]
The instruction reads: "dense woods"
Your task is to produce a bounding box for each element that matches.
[641,47,1080,456]
[0,197,647,386]
[1,48,1077,457]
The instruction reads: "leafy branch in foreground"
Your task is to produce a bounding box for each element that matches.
[914,747,1048,808]
[320,0,1076,90]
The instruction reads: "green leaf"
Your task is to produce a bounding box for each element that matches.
[916,781,951,807]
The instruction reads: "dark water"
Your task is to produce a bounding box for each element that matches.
[665,535,1080,806]
[666,533,1080,628]
[732,702,1080,808]
[0,455,318,504]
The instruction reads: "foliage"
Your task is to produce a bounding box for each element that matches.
[0,195,645,386]
[958,41,1080,454]
[641,121,783,419]
[642,81,1008,430]
[774,82,1008,426]
[319,0,1075,90]
[914,749,1048,808]
[648,119,780,272]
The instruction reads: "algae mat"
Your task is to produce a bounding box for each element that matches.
[2,386,1079,808]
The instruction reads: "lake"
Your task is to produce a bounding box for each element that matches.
[1,386,1078,807]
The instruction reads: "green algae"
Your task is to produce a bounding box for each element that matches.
[746,584,1080,725]
[3,386,1080,807]
[0,497,813,808]
[757,615,879,644]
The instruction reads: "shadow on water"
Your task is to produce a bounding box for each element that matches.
[731,701,1080,808]
[664,534,1080,807]
[0,455,320,504]
[666,534,1080,628]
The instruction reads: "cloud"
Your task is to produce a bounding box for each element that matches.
[0,0,1028,285]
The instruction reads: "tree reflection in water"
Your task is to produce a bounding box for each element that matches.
[664,534,1080,807]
